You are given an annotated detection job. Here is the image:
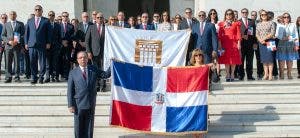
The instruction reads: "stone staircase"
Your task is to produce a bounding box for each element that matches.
[0,75,300,138]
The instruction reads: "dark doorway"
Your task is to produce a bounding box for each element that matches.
[118,0,169,19]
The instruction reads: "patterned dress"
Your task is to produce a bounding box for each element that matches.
[256,21,276,63]
[276,23,299,61]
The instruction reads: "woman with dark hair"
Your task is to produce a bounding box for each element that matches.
[296,17,300,78]
[172,14,182,31]
[127,16,136,29]
[218,9,242,82]
[276,12,299,79]
[158,11,173,31]
[207,9,220,32]
[256,10,276,80]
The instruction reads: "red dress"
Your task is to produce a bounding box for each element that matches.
[218,21,242,65]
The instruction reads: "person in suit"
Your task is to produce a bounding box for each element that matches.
[136,12,155,30]
[237,8,256,81]
[59,12,75,81]
[152,12,160,30]
[24,5,51,84]
[67,51,110,138]
[44,11,62,83]
[115,11,130,28]
[91,11,98,24]
[250,10,264,80]
[85,12,106,92]
[73,12,93,63]
[1,11,25,83]
[192,11,218,64]
[0,14,8,80]
[178,8,199,65]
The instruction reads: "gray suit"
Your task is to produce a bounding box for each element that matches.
[1,20,25,80]
[67,65,110,138]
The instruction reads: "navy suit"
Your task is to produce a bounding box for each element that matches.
[136,23,155,30]
[192,21,218,64]
[67,65,110,138]
[59,22,75,79]
[24,16,51,81]
[115,21,130,28]
[46,22,62,81]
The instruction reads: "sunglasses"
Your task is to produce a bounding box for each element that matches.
[175,17,181,19]
[35,9,42,11]
[153,16,159,18]
[1,17,7,19]
[48,14,55,17]
[260,14,267,16]
[96,17,103,19]
[251,14,257,16]
[211,12,217,15]
[242,11,248,14]
[62,15,68,17]
[283,16,290,18]
[198,14,205,17]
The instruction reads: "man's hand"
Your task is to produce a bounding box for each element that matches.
[88,52,93,60]
[243,35,248,40]
[25,45,28,50]
[62,40,68,47]
[253,43,258,50]
[68,107,75,113]
[72,41,77,48]
[46,44,51,49]
[9,40,16,47]
[212,51,217,59]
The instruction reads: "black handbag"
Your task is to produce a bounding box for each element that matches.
[211,68,220,83]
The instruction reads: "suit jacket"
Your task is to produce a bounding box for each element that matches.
[239,18,256,42]
[178,17,199,30]
[75,22,93,42]
[49,22,62,49]
[24,16,51,48]
[1,20,25,49]
[192,21,218,54]
[60,22,74,42]
[85,24,105,57]
[115,21,130,28]
[67,65,110,109]
[136,23,155,30]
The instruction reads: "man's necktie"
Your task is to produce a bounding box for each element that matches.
[82,68,87,80]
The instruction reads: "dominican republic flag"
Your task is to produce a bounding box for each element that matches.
[266,40,277,51]
[110,60,209,134]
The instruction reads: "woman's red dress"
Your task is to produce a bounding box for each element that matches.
[218,21,242,65]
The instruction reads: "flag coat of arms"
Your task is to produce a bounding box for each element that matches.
[266,40,276,51]
[110,60,209,134]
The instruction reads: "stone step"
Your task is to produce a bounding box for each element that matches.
[210,114,300,121]
[208,124,300,132]
[206,131,300,138]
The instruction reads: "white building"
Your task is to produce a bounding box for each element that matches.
[0,0,299,23]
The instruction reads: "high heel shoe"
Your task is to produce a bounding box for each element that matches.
[263,75,268,80]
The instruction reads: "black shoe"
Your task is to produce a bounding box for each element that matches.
[14,77,20,80]
[31,80,37,84]
[97,87,101,92]
[51,78,55,82]
[247,77,255,81]
[15,78,21,83]
[44,79,50,83]
[101,87,108,92]
[239,77,244,81]
[39,79,44,84]
[4,79,12,83]
[24,75,30,79]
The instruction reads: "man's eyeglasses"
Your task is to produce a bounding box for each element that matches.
[35,9,42,11]
[48,14,55,17]
[242,11,248,14]
[198,14,205,17]
[1,17,7,19]
[96,17,103,19]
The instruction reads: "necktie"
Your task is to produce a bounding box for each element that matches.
[245,18,248,28]
[200,22,204,35]
[63,23,67,33]
[82,68,87,80]
[97,24,102,36]
[84,24,87,32]
[143,24,147,30]
[35,17,40,29]
[12,21,16,31]
[155,23,158,30]
[188,19,192,28]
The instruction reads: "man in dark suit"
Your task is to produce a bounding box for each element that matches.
[0,14,8,79]
[178,8,199,65]
[237,8,256,80]
[45,11,62,83]
[73,12,92,55]
[251,10,263,80]
[24,5,51,84]
[60,12,75,81]
[192,11,218,64]
[67,51,110,138]
[1,11,25,83]
[136,12,155,30]
[85,12,106,92]
[115,11,130,28]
